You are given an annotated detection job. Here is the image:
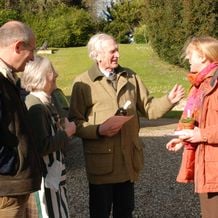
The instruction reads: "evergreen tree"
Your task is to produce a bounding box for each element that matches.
[100,0,144,43]
[144,0,217,65]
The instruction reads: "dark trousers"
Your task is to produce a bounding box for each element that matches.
[199,192,218,218]
[89,181,134,218]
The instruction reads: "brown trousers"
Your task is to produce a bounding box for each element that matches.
[199,192,218,218]
[0,194,29,218]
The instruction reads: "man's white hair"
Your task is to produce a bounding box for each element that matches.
[87,33,116,61]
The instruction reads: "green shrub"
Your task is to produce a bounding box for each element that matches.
[144,0,217,66]
[0,9,20,26]
[134,24,148,44]
[64,8,97,46]
[23,5,96,48]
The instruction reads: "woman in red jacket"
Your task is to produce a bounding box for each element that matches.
[166,36,218,218]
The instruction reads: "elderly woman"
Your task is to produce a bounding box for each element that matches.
[21,55,76,218]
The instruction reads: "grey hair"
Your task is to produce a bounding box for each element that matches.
[0,20,34,47]
[21,55,53,92]
[87,33,116,61]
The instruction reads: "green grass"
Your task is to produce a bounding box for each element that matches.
[42,44,189,118]
[42,47,92,95]
[44,44,189,96]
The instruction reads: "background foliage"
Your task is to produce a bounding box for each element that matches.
[100,0,144,43]
[0,0,217,67]
[41,44,188,98]
[144,0,217,65]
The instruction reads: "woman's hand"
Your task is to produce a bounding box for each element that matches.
[179,127,205,143]
[166,138,184,152]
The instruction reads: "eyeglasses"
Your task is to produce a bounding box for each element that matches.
[22,41,37,53]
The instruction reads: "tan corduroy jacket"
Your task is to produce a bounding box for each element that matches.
[69,63,174,184]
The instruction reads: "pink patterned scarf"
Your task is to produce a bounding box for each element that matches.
[182,62,218,123]
[178,63,218,149]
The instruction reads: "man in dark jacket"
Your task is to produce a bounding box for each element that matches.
[0,20,41,217]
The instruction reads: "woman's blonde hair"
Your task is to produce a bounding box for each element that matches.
[182,36,218,62]
[21,55,54,92]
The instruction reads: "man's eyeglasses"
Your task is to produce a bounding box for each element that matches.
[22,41,37,53]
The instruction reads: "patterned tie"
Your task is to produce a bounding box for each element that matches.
[107,72,117,90]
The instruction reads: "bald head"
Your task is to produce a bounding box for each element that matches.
[0,20,35,48]
[0,20,36,72]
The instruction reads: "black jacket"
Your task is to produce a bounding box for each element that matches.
[0,73,41,196]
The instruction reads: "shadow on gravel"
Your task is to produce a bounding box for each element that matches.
[66,120,200,218]
[140,117,179,128]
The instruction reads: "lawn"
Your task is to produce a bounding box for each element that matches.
[43,44,189,99]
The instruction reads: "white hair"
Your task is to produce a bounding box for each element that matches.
[87,33,116,61]
[21,55,54,92]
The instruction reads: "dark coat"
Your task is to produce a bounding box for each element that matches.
[0,73,41,196]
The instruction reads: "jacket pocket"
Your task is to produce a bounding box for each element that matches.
[84,140,113,175]
[131,141,144,173]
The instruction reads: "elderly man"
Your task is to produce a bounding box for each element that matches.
[69,33,184,218]
[0,21,41,217]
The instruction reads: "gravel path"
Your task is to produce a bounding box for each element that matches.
[66,117,200,218]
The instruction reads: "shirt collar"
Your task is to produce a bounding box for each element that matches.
[88,63,104,82]
[30,91,51,104]
[0,59,17,84]
[98,66,114,78]
[88,63,122,82]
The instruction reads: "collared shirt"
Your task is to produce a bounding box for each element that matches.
[0,59,17,85]
[98,66,114,78]
[98,66,117,89]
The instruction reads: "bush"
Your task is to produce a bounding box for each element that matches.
[64,8,97,46]
[22,12,47,48]
[144,0,217,66]
[0,9,20,26]
[23,5,96,48]
[134,24,149,44]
